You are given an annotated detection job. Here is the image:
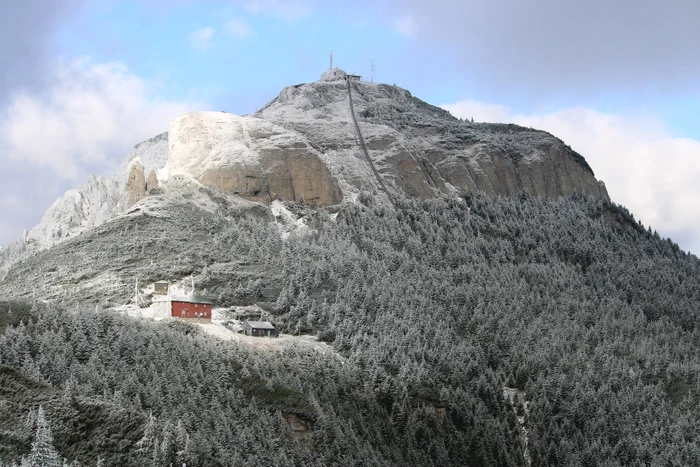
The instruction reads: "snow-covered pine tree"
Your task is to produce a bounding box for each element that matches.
[27,406,61,467]
[62,375,78,405]
[135,412,157,455]
[20,355,46,385]
[174,418,192,466]
[160,421,176,466]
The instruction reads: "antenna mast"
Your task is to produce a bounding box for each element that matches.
[329,51,333,70]
[134,278,143,317]
[371,59,375,83]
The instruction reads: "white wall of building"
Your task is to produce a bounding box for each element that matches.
[152,299,172,319]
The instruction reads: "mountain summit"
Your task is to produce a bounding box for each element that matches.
[3,69,607,260]
[256,68,608,203]
[1,70,699,467]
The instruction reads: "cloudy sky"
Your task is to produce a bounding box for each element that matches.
[1,0,699,253]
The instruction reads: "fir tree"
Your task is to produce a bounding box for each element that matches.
[135,413,157,456]
[27,406,61,467]
[175,420,190,466]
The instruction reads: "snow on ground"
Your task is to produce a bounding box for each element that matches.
[503,387,531,467]
[112,303,159,320]
[112,277,196,319]
[114,289,339,357]
[270,200,311,240]
[194,320,335,355]
[208,306,339,355]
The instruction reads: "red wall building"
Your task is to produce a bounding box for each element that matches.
[171,299,212,319]
[153,295,213,320]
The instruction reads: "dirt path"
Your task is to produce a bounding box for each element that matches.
[195,321,338,356]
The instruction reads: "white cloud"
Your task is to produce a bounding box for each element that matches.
[225,18,255,38]
[244,0,311,20]
[1,58,194,180]
[393,14,416,37]
[188,26,216,51]
[443,100,700,255]
[0,58,201,245]
[379,0,700,97]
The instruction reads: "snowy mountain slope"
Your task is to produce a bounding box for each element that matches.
[0,178,280,305]
[28,132,169,249]
[257,69,609,203]
[0,133,168,270]
[1,69,609,271]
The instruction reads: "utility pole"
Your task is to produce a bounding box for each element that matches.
[371,59,375,83]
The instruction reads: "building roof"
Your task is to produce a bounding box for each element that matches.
[245,320,276,330]
[153,294,213,305]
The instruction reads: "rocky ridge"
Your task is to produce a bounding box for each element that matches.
[258,68,608,203]
[8,133,168,254]
[168,111,342,205]
[2,69,608,266]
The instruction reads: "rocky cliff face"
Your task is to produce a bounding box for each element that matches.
[257,69,608,203]
[3,133,168,259]
[168,112,342,205]
[2,69,608,264]
[125,158,147,207]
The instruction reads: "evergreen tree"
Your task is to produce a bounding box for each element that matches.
[160,421,176,467]
[27,406,61,467]
[175,420,190,466]
[135,413,157,456]
[62,375,78,406]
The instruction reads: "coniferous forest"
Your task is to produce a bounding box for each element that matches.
[1,192,700,466]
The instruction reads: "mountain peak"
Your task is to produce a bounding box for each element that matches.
[256,72,607,202]
[3,69,608,263]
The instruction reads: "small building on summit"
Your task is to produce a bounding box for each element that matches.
[154,281,169,295]
[347,74,361,81]
[242,321,278,338]
[153,295,213,320]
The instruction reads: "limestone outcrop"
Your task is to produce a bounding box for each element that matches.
[16,133,168,253]
[4,70,610,264]
[22,175,121,250]
[168,112,342,205]
[146,168,159,193]
[257,73,609,203]
[125,158,147,207]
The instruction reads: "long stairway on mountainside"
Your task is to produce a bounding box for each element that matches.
[345,77,396,208]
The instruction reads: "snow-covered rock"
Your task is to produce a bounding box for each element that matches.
[168,111,342,205]
[258,70,609,203]
[320,68,348,82]
[1,133,169,265]
[270,199,311,240]
[114,132,169,185]
[3,68,609,265]
[24,174,122,250]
